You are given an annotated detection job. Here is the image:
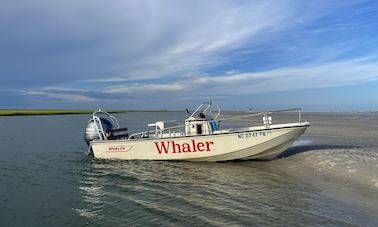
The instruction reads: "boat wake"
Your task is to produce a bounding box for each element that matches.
[76,157,378,226]
[272,138,378,216]
[278,141,360,159]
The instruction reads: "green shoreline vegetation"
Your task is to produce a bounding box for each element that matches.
[0,109,174,116]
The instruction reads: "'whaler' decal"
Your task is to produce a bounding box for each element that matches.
[107,145,133,153]
[154,140,214,154]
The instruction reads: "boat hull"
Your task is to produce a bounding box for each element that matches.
[89,123,309,161]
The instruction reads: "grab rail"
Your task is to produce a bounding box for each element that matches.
[92,109,121,140]
[128,108,303,140]
[218,108,302,123]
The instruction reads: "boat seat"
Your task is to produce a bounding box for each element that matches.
[210,121,218,131]
[108,127,129,140]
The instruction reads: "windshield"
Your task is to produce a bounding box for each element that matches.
[190,102,219,120]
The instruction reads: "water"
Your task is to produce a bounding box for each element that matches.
[0,112,377,226]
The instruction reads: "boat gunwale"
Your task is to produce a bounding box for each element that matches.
[90,122,310,144]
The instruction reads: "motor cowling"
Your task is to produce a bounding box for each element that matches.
[84,118,113,145]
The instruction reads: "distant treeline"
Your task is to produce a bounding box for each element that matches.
[0,109,175,116]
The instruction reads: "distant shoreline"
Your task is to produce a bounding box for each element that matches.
[0,109,178,116]
[2,109,376,116]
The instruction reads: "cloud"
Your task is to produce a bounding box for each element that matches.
[105,83,186,94]
[24,57,378,104]
[189,57,378,95]
[0,0,354,87]
[1,0,377,109]
[23,90,97,103]
[83,57,378,100]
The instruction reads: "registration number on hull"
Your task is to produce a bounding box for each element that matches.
[237,131,272,139]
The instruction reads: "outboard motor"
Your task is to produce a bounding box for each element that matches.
[84,110,128,146]
[84,118,114,145]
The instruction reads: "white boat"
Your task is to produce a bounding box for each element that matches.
[84,102,310,161]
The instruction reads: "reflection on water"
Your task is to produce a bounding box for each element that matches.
[77,159,370,226]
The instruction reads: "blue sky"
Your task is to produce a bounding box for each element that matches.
[1,0,378,110]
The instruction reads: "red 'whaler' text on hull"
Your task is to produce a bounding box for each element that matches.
[154,140,214,154]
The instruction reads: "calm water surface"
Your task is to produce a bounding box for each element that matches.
[0,112,377,226]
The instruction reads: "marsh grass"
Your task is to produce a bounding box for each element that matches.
[0,109,172,116]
